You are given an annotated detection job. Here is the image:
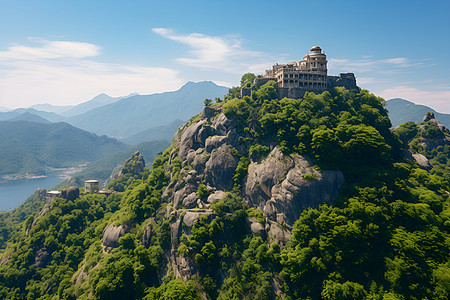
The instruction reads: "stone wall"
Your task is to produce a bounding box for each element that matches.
[327,73,357,90]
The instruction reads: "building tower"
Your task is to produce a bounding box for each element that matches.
[299,46,328,74]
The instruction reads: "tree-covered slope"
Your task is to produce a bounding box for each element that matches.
[54,140,171,189]
[0,83,448,300]
[0,120,127,178]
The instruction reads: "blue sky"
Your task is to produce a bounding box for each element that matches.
[0,0,449,112]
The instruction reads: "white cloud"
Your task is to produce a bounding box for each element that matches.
[379,85,450,113]
[152,28,273,74]
[0,39,100,60]
[0,39,184,108]
[328,57,423,74]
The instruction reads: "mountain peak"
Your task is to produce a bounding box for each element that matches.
[180,81,219,90]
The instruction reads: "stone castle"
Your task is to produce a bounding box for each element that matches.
[241,46,357,99]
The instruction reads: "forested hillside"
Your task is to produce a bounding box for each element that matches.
[0,120,127,178]
[54,140,170,188]
[0,82,448,299]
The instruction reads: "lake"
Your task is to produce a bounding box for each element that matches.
[0,175,62,211]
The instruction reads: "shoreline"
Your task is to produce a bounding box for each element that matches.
[0,163,90,183]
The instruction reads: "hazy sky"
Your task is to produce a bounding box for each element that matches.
[1,0,449,112]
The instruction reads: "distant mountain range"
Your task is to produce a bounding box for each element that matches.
[121,119,185,145]
[29,103,74,114]
[0,81,227,181]
[66,81,229,138]
[0,81,227,142]
[0,108,64,123]
[9,112,50,123]
[61,93,124,118]
[0,120,127,178]
[386,98,450,128]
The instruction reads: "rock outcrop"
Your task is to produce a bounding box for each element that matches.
[245,147,344,227]
[102,224,129,249]
[151,105,347,278]
[412,153,432,170]
[60,186,79,201]
[34,248,51,268]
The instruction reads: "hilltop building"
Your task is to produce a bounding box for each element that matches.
[85,180,99,193]
[45,190,61,202]
[241,46,357,99]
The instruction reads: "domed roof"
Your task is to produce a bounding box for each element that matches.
[310,45,321,52]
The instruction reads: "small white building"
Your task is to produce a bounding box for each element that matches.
[46,190,61,201]
[85,180,99,192]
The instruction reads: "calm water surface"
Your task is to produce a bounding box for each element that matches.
[0,175,62,211]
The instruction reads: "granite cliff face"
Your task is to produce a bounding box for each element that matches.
[166,106,343,223]
[151,105,345,279]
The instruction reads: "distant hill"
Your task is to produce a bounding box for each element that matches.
[0,108,65,122]
[386,98,450,128]
[0,120,127,178]
[54,140,170,188]
[9,112,50,123]
[0,111,20,121]
[0,106,10,112]
[29,103,74,114]
[61,93,124,118]
[10,108,64,123]
[121,119,185,145]
[66,81,229,138]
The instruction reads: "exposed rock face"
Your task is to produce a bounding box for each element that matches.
[207,190,226,203]
[204,144,239,190]
[201,106,220,119]
[163,107,244,213]
[166,209,216,281]
[141,107,345,280]
[30,205,51,229]
[35,248,51,268]
[142,220,153,248]
[60,186,79,201]
[245,147,344,227]
[102,224,129,249]
[412,153,432,170]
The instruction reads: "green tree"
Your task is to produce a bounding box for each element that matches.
[204,98,212,106]
[240,73,256,86]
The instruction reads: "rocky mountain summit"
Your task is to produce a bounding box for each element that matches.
[1,86,448,300]
[99,104,346,282]
[168,105,343,231]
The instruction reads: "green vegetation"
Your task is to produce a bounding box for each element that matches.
[0,81,448,299]
[0,189,47,252]
[204,98,212,107]
[0,120,127,178]
[386,98,450,128]
[55,140,170,189]
[302,172,317,180]
[240,72,256,86]
[393,119,450,187]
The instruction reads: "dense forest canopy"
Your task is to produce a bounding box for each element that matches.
[0,79,448,299]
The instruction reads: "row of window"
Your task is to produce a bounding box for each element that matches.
[279,73,327,80]
[281,80,327,88]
